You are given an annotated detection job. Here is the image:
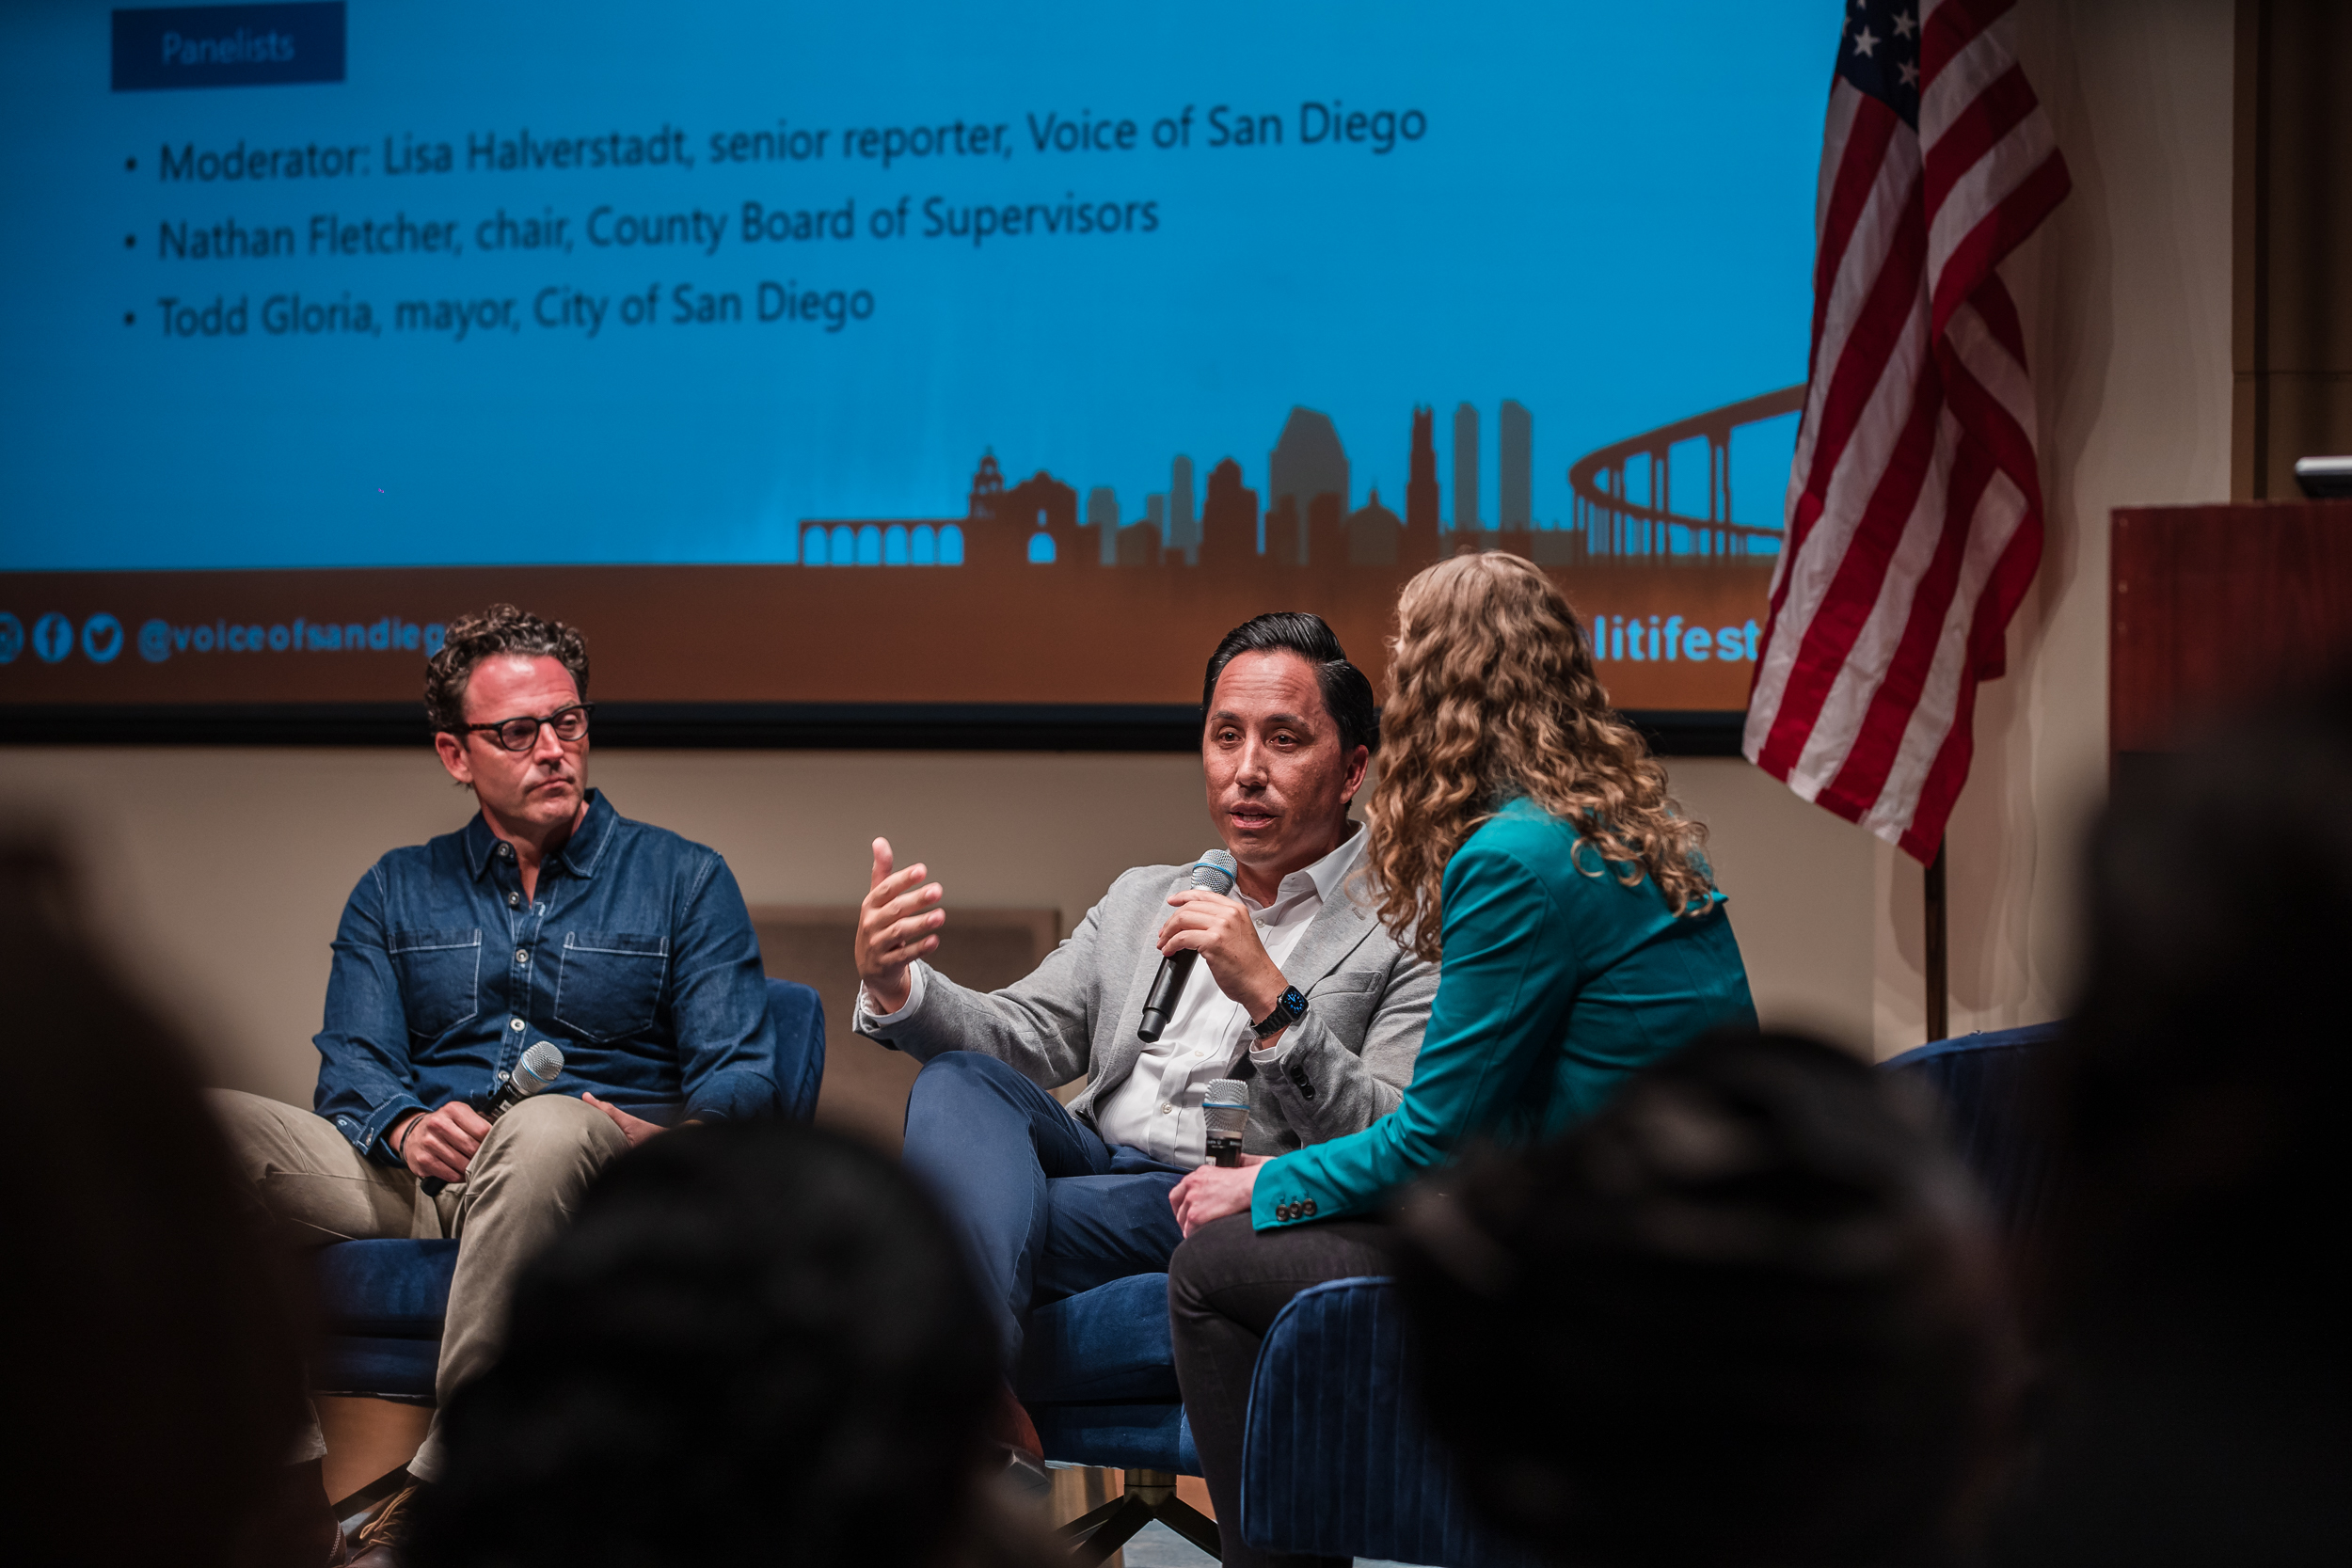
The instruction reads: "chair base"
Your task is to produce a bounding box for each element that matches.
[1059,1469,1220,1564]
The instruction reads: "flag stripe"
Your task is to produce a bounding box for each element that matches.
[1919,0,2014,82]
[1922,63,2039,216]
[1820,436,1996,806]
[1931,149,2071,333]
[1756,372,1943,780]
[1745,2,2066,862]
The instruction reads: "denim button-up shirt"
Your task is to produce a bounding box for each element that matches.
[313,789,778,1163]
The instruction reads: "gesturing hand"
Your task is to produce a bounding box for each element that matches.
[855,836,944,1016]
[1169,1156,1268,1237]
[392,1101,494,1185]
[1158,889,1288,1026]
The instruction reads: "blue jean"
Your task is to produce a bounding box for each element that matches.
[900,1051,1186,1370]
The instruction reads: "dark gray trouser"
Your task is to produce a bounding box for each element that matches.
[1168,1210,1394,1568]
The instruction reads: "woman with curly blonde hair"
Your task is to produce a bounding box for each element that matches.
[1168,553,1756,1568]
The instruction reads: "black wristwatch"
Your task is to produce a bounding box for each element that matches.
[1251,986,1309,1038]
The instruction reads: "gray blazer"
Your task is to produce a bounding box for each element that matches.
[861,862,1436,1154]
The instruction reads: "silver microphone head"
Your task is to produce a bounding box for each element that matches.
[1203,1077,1250,1144]
[1190,850,1238,896]
[514,1040,564,1097]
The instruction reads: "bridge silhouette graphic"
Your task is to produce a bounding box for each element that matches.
[1568,385,1804,558]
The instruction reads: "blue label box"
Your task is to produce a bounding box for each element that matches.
[112,3,344,91]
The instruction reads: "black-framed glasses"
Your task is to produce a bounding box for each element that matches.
[454,704,593,752]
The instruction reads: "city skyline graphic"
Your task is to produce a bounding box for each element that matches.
[793,390,1803,573]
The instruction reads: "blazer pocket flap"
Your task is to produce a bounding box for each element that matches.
[1305,969,1384,999]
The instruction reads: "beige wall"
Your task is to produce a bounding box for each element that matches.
[0,0,2237,1088]
[0,747,1877,1101]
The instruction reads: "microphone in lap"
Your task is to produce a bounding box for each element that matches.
[1137,850,1239,1042]
[1203,1078,1249,1168]
[420,1039,565,1196]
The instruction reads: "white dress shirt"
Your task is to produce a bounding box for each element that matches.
[855,824,1367,1169]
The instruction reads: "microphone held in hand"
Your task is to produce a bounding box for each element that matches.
[1137,850,1239,1042]
[419,1040,565,1196]
[1203,1078,1249,1167]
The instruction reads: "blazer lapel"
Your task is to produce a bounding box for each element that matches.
[1278,884,1382,994]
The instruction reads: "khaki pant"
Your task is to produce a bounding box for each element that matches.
[211,1089,628,1481]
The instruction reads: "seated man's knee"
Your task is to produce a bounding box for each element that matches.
[476,1092,628,1180]
[205,1087,319,1176]
[911,1049,1026,1107]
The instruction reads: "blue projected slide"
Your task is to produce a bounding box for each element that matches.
[0,0,1836,573]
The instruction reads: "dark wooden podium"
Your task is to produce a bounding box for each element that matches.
[2111,502,2352,758]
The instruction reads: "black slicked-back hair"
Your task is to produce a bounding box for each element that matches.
[1200,611,1379,757]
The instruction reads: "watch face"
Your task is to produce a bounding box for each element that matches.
[1281,988,1307,1015]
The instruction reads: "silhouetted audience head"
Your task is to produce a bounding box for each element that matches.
[1989,689,2352,1564]
[412,1118,1010,1568]
[1397,1031,2011,1568]
[0,837,310,1566]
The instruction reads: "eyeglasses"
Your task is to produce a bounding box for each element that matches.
[453,704,593,752]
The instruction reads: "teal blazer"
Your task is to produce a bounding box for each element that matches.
[1251,797,1756,1228]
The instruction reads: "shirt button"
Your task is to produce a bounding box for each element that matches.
[1302,1199,1318,1217]
[498,843,512,858]
[510,1019,525,1031]
[516,949,530,965]
[1159,1103,1174,1116]
[507,892,520,907]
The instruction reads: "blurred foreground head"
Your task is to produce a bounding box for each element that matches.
[1397,1032,2010,1568]
[1992,689,2352,1563]
[2056,686,2351,1311]
[0,838,309,1565]
[413,1119,1005,1568]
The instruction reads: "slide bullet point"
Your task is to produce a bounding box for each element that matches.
[124,234,136,248]
[123,311,135,325]
[125,155,136,171]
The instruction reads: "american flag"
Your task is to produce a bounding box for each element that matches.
[1741,0,2070,860]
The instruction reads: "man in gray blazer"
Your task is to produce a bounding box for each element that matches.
[853,613,1434,1429]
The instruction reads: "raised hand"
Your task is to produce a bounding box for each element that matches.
[854,836,945,1015]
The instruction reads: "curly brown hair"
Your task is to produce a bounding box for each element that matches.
[1364,553,1715,961]
[423,604,591,734]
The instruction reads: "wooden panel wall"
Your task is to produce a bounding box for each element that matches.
[2110,501,2352,753]
[2233,0,2352,498]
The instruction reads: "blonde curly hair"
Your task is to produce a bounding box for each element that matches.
[1364,553,1716,962]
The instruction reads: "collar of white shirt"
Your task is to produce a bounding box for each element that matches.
[1245,817,1366,918]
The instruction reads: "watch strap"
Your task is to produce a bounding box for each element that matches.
[1252,987,1307,1037]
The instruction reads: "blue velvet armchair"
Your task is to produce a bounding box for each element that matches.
[310,976,827,1401]
[1232,1022,2064,1567]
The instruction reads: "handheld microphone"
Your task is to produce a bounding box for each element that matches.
[419,1039,565,1196]
[1203,1078,1249,1167]
[1137,850,1239,1042]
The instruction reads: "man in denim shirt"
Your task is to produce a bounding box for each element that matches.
[212,604,776,1547]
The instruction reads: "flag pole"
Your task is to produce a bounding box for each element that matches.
[1924,841,1948,1042]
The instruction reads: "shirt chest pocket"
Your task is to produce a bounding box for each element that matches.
[389,927,482,1040]
[554,930,670,1044]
